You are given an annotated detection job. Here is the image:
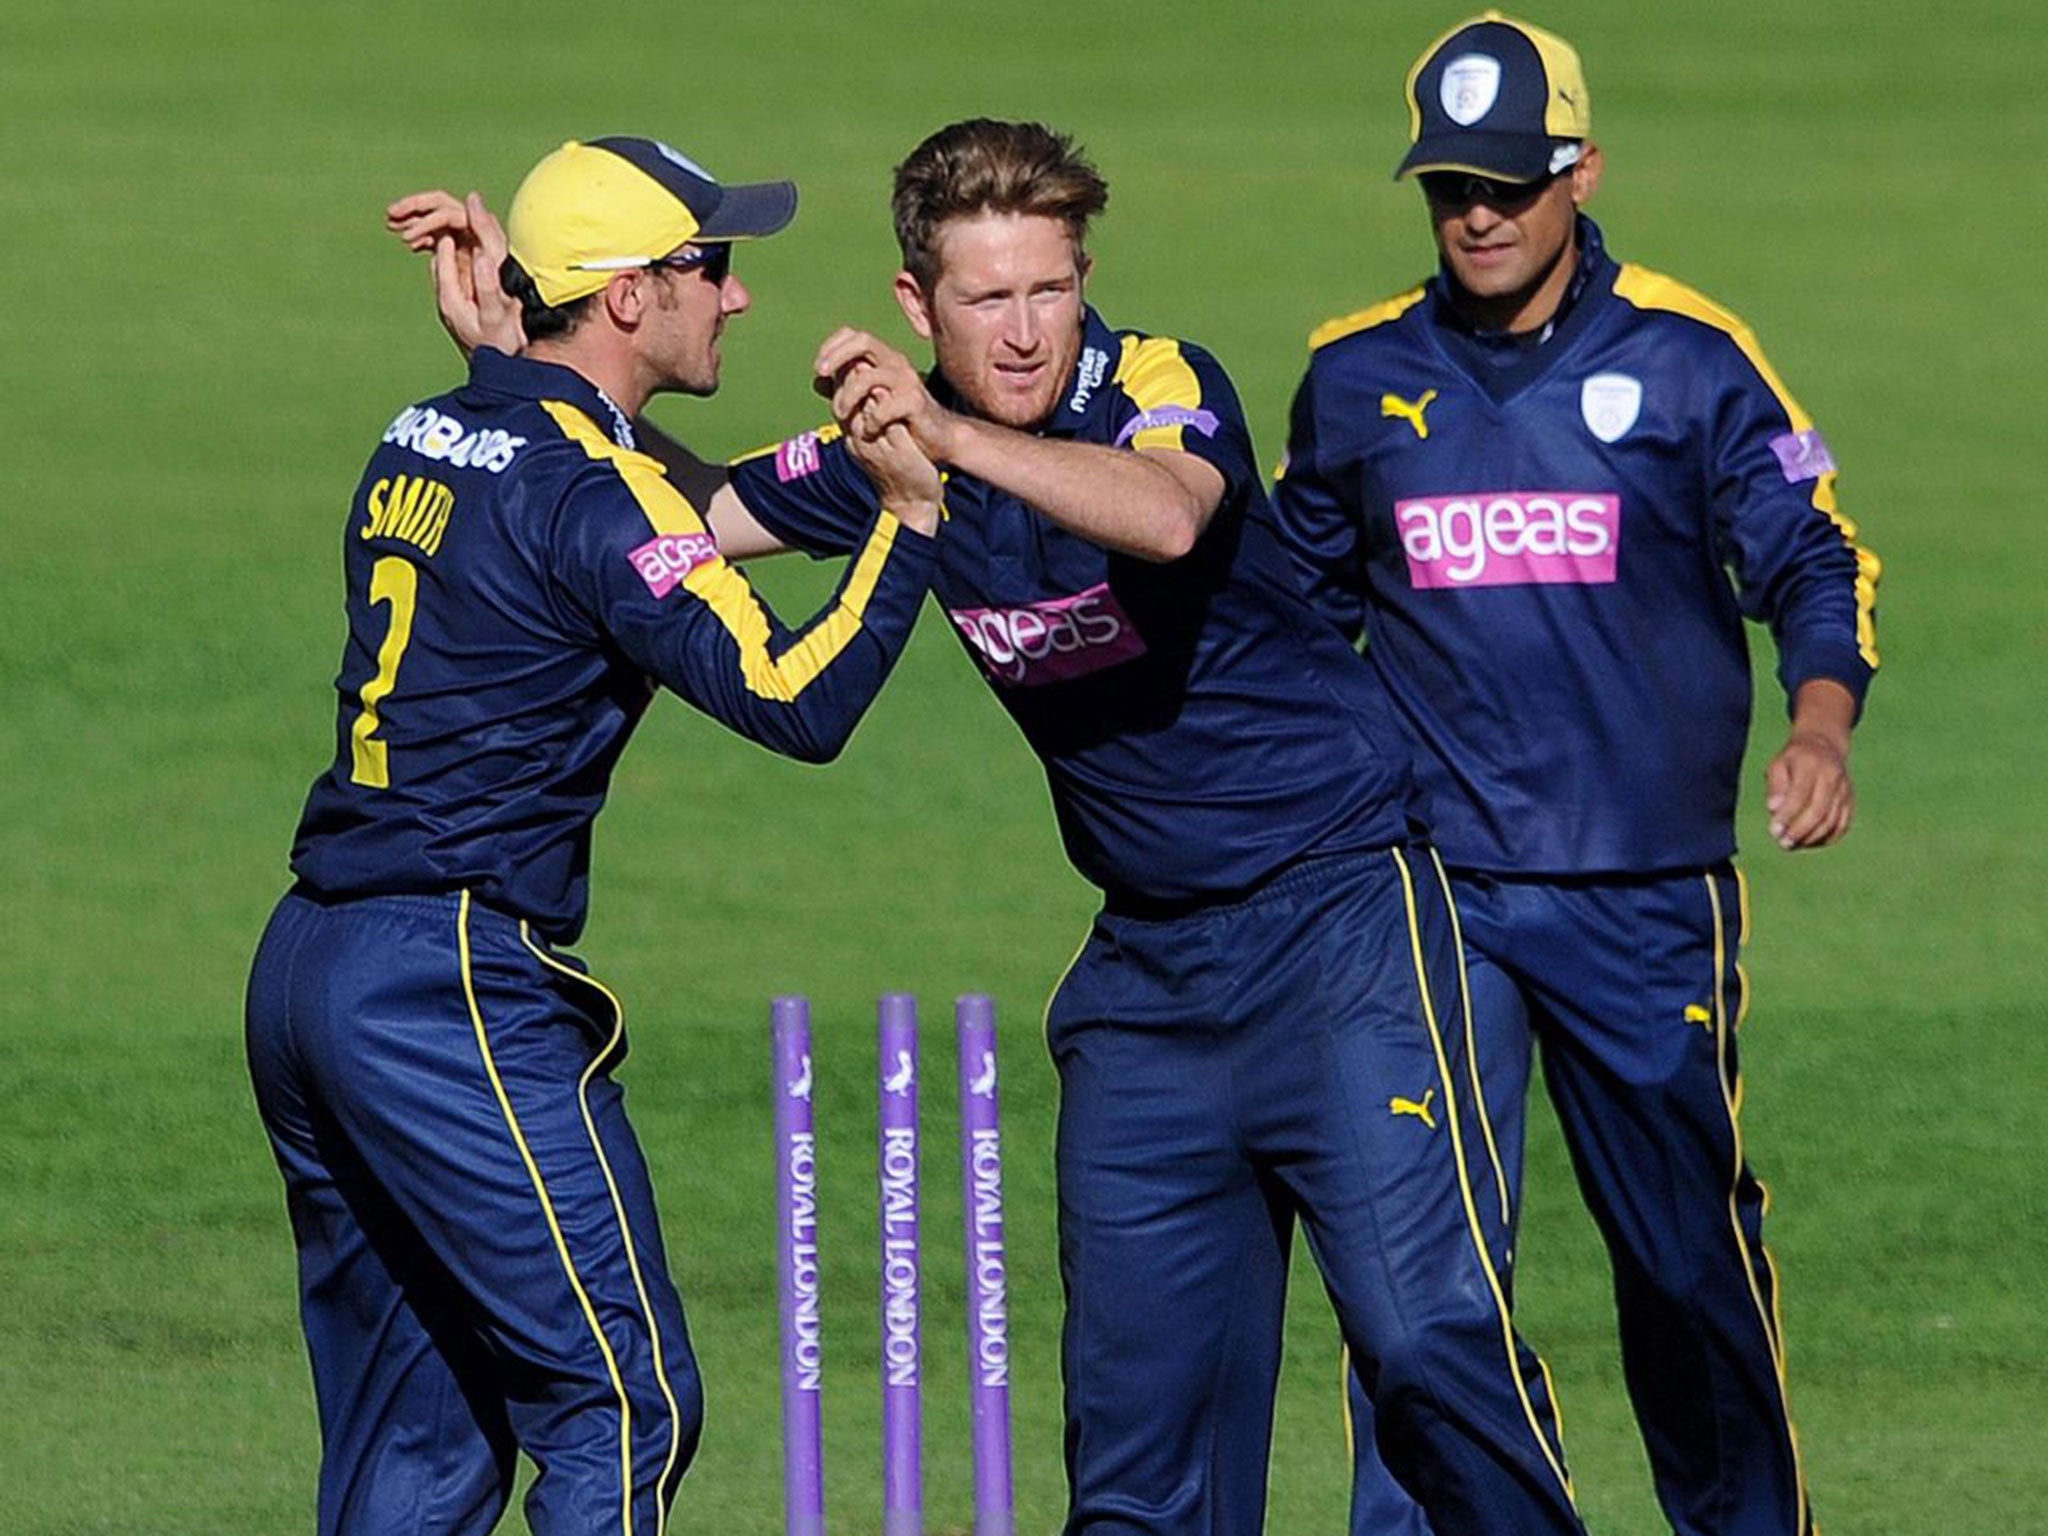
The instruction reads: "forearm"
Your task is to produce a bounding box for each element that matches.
[940,415,1218,562]
[644,511,936,764]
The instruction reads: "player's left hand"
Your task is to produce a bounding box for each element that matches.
[1765,730,1855,849]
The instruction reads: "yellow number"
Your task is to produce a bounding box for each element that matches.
[348,555,419,787]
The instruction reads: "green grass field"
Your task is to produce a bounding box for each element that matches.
[4,0,2044,1530]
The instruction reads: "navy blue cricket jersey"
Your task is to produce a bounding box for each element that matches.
[1273,219,1881,876]
[290,348,936,941]
[730,307,1423,906]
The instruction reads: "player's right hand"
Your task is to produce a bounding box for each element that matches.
[386,189,527,361]
[842,421,944,538]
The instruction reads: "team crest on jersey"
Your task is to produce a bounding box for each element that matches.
[1440,54,1502,125]
[1579,373,1642,443]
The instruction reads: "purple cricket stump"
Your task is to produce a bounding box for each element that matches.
[956,994,1015,1536]
[772,996,826,1536]
[877,993,923,1536]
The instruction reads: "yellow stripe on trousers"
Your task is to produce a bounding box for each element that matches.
[1391,848,1576,1504]
[519,924,688,1536]
[458,890,635,1536]
[1425,849,1513,1230]
[1705,871,1811,1533]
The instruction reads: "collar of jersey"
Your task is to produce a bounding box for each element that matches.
[467,347,639,449]
[1425,216,1617,403]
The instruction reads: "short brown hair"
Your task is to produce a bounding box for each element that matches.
[891,119,1109,290]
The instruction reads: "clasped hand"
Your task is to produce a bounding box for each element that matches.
[813,329,946,534]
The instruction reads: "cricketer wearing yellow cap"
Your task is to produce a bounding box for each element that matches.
[248,136,943,1535]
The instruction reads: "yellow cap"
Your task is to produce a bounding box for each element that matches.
[507,137,798,307]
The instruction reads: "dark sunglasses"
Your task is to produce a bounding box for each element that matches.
[652,243,733,284]
[1418,169,1561,210]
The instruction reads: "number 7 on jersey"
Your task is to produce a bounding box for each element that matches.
[349,555,418,787]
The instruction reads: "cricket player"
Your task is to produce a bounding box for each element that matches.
[1269,17,1882,1536]
[399,118,1586,1536]
[247,136,942,1536]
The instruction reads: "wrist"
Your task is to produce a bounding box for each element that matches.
[928,407,975,468]
[1788,725,1850,761]
[886,497,943,537]
[1788,678,1857,759]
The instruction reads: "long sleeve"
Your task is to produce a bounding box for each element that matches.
[551,446,935,764]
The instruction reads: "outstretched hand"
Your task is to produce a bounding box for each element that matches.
[385,190,526,360]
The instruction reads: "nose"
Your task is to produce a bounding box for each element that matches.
[721,273,751,317]
[1000,296,1040,354]
[1459,199,1505,234]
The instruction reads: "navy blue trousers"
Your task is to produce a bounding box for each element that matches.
[1348,867,1812,1536]
[246,890,702,1536]
[1048,849,1581,1536]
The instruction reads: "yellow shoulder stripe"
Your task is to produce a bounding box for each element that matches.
[1612,267,1802,419]
[1310,287,1428,351]
[1612,266,1881,670]
[541,400,700,533]
[1113,335,1204,453]
[541,400,895,703]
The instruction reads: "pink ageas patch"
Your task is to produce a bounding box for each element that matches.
[777,432,824,483]
[947,583,1147,687]
[629,531,721,599]
[1397,492,1620,589]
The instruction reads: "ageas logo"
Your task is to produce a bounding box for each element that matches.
[777,432,824,483]
[947,583,1147,687]
[1396,492,1620,589]
[629,531,721,599]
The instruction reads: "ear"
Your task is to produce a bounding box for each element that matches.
[602,270,648,329]
[1570,143,1604,205]
[893,269,934,342]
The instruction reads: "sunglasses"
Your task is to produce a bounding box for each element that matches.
[575,244,735,284]
[651,243,733,284]
[1417,169,1561,210]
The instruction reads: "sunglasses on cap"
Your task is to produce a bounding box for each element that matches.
[1417,169,1562,211]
